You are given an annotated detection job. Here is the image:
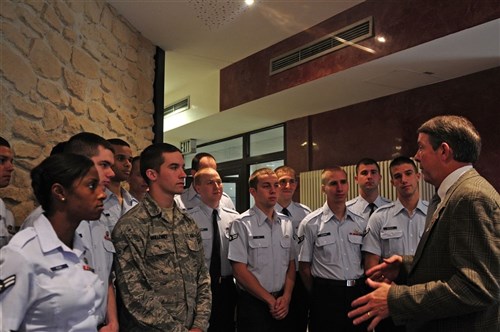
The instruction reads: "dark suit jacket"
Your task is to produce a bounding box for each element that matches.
[388,169,500,332]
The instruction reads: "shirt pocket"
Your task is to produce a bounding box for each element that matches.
[314,234,336,263]
[249,236,269,267]
[380,229,404,257]
[186,233,202,252]
[199,228,212,260]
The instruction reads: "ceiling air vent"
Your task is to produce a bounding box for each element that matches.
[164,96,190,116]
[270,16,373,75]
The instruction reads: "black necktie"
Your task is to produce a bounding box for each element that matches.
[210,209,221,281]
[368,203,376,217]
[281,207,290,217]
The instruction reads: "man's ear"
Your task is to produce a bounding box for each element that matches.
[146,169,158,182]
[440,142,453,161]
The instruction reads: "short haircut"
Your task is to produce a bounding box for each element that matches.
[50,141,67,156]
[274,165,296,179]
[418,115,481,163]
[321,166,347,185]
[191,152,215,171]
[107,138,130,147]
[249,167,275,189]
[65,132,114,158]
[140,143,182,185]
[0,136,10,148]
[355,158,380,174]
[389,156,418,177]
[193,167,218,186]
[31,153,94,214]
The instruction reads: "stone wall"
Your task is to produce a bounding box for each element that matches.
[0,0,156,224]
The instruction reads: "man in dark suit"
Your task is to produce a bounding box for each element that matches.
[348,115,499,332]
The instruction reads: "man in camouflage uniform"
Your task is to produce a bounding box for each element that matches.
[112,143,211,332]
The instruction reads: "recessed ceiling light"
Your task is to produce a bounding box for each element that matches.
[376,36,386,43]
[245,0,254,5]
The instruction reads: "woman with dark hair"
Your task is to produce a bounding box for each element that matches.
[0,153,107,331]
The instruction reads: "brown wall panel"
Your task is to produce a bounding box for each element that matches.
[287,67,500,191]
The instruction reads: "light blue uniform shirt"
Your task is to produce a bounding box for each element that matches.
[0,198,15,248]
[228,206,294,293]
[298,203,367,280]
[175,184,236,211]
[0,215,105,331]
[346,195,391,222]
[76,219,115,323]
[187,203,239,276]
[275,201,311,270]
[101,187,138,234]
[362,199,428,258]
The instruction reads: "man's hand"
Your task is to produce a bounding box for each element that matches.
[271,294,291,320]
[366,255,402,283]
[348,278,392,331]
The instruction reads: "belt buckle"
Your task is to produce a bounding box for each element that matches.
[346,279,356,287]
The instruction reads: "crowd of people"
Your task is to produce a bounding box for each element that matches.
[0,115,498,332]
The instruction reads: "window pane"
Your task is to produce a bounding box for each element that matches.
[248,159,284,207]
[200,137,243,164]
[250,126,284,156]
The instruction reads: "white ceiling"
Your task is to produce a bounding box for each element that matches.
[108,1,499,145]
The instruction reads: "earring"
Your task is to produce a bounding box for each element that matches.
[61,197,66,202]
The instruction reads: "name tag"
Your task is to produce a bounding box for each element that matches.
[317,232,331,238]
[200,228,208,232]
[253,235,265,239]
[150,234,168,240]
[50,264,69,271]
[383,226,397,230]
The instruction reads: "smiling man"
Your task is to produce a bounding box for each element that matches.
[229,168,295,332]
[112,143,211,332]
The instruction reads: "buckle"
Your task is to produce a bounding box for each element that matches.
[346,279,357,287]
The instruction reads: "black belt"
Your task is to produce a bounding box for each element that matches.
[239,288,284,299]
[214,275,234,284]
[314,277,365,287]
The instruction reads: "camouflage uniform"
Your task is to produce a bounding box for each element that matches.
[112,193,211,331]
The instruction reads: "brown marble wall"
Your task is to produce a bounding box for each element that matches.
[287,67,500,191]
[221,0,499,111]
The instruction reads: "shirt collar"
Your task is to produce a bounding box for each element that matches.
[250,206,280,226]
[437,165,473,200]
[35,214,88,257]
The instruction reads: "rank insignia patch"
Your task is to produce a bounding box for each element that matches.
[0,275,16,293]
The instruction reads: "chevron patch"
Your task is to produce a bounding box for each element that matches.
[0,275,16,294]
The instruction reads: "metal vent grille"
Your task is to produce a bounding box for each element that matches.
[164,96,190,116]
[270,17,373,75]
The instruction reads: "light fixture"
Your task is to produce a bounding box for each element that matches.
[245,0,254,5]
[376,36,386,43]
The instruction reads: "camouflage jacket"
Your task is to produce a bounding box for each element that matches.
[112,193,211,331]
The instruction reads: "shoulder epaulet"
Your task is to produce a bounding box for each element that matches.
[239,209,254,220]
[346,197,358,206]
[302,208,322,223]
[6,228,37,249]
[292,201,312,213]
[186,206,202,215]
[377,202,395,211]
[221,207,239,215]
[380,196,392,204]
